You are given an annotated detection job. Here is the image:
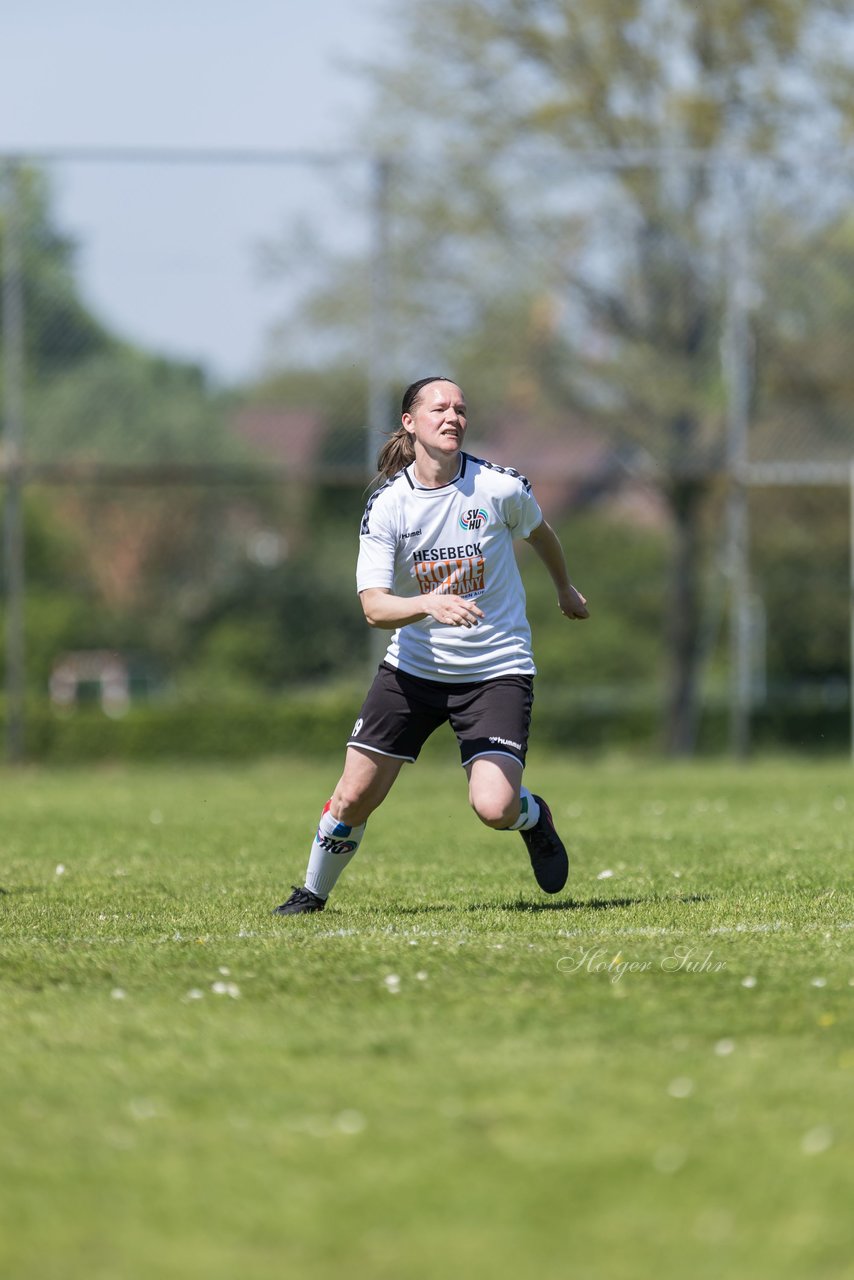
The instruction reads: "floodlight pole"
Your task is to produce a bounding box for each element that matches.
[2,160,26,763]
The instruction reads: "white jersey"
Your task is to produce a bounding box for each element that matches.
[357,452,543,682]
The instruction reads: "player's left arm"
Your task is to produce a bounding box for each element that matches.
[524,519,589,620]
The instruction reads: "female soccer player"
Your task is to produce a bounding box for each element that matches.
[274,376,589,914]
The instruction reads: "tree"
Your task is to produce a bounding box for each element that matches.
[29,346,240,464]
[2,167,294,696]
[752,211,854,466]
[0,166,113,378]
[354,0,854,752]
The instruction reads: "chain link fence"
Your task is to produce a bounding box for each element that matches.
[2,150,852,760]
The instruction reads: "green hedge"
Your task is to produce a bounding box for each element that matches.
[14,696,358,763]
[1,692,848,762]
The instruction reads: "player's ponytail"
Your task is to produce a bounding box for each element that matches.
[376,425,416,480]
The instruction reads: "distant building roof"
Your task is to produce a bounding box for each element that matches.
[234,407,325,471]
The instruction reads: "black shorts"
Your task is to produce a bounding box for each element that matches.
[347,662,534,768]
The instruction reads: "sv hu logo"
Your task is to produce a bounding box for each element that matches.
[316,834,359,856]
[459,507,489,532]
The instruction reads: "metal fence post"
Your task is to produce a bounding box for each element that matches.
[367,154,393,475]
[723,161,753,759]
[850,461,854,763]
[2,160,26,763]
[366,155,394,671]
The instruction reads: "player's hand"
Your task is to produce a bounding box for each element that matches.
[558,585,589,620]
[424,594,485,628]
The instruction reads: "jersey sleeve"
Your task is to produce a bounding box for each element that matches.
[356,495,398,592]
[502,479,543,540]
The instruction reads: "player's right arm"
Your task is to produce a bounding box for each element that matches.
[358,488,484,630]
[359,587,484,630]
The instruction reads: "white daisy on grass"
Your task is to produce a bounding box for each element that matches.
[129,1098,157,1121]
[801,1126,833,1156]
[211,981,240,998]
[653,1145,687,1174]
[335,1110,366,1135]
[667,1077,695,1099]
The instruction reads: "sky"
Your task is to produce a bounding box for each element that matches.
[0,0,390,382]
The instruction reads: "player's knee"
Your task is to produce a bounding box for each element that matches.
[331,782,376,827]
[470,791,519,830]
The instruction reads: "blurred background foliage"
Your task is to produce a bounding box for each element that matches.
[3,0,854,757]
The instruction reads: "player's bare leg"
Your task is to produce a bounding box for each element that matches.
[330,746,404,827]
[466,755,523,828]
[466,754,568,894]
[274,748,404,915]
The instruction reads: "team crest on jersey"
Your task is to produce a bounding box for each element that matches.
[459,507,489,532]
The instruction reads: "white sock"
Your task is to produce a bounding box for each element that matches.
[506,787,541,832]
[304,802,366,899]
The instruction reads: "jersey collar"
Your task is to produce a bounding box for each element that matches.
[404,453,467,491]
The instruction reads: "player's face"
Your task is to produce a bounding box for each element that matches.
[402,381,467,456]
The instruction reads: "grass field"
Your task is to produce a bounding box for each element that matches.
[1,749,852,1280]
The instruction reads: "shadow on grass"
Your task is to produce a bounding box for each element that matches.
[390,894,711,916]
[484,893,712,913]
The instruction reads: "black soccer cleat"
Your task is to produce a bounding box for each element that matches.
[273,885,327,916]
[520,795,569,894]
